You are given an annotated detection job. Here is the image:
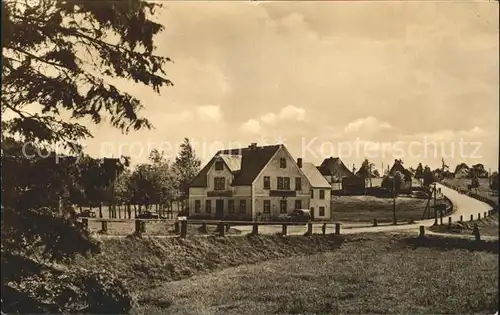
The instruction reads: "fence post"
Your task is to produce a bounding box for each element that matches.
[473,224,481,242]
[448,217,452,225]
[335,223,340,235]
[282,224,288,236]
[440,212,443,225]
[322,223,327,235]
[82,218,89,229]
[201,223,208,233]
[252,223,259,235]
[470,214,473,222]
[134,220,141,235]
[140,221,146,233]
[180,220,187,238]
[460,215,463,222]
[306,223,313,235]
[101,221,108,234]
[478,213,481,220]
[373,218,378,227]
[218,222,226,237]
[419,225,425,237]
[484,211,487,218]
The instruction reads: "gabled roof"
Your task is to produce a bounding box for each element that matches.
[189,144,281,187]
[302,163,331,188]
[318,157,354,178]
[389,160,412,180]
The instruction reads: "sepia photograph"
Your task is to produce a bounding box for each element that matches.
[1,0,499,314]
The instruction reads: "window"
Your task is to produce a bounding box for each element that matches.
[280,158,287,168]
[228,200,235,213]
[295,177,302,191]
[319,190,325,200]
[295,199,302,209]
[195,200,201,213]
[263,176,271,189]
[310,189,314,198]
[284,177,290,190]
[319,206,325,216]
[214,177,225,190]
[215,161,224,171]
[263,200,271,214]
[205,200,211,213]
[280,200,287,213]
[277,177,290,190]
[239,200,246,213]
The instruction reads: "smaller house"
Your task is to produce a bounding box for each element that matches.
[318,157,354,191]
[388,159,413,191]
[301,162,332,220]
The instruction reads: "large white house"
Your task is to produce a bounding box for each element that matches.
[188,143,312,221]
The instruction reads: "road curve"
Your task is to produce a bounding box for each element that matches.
[235,183,495,236]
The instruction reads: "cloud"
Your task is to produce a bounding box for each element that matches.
[196,105,223,122]
[240,119,261,134]
[260,105,307,125]
[343,116,393,134]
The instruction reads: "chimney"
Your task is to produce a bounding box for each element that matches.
[297,158,303,168]
[248,142,257,151]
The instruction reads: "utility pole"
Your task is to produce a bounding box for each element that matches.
[433,183,437,225]
[392,176,397,225]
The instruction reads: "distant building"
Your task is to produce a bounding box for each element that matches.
[188,143,311,221]
[317,157,354,191]
[301,163,332,220]
[388,159,413,190]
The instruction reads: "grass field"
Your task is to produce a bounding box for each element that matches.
[443,178,498,206]
[331,195,449,223]
[76,233,498,314]
[429,213,499,237]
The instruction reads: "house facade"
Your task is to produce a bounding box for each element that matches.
[188,143,311,221]
[301,163,332,220]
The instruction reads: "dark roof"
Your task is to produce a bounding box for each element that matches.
[389,160,413,181]
[189,144,281,187]
[318,157,354,178]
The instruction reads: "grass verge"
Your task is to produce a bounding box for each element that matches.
[429,213,498,238]
[76,233,498,314]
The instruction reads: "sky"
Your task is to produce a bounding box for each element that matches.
[14,1,500,172]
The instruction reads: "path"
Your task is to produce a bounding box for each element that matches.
[94,183,496,239]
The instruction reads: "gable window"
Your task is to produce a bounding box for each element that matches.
[280,158,287,168]
[319,190,325,200]
[295,177,302,191]
[263,200,271,214]
[205,200,211,213]
[295,199,302,209]
[280,200,287,213]
[239,200,247,214]
[319,206,325,216]
[214,161,224,171]
[214,177,225,190]
[263,176,271,189]
[228,200,235,213]
[195,200,201,213]
[310,189,314,198]
[284,177,290,190]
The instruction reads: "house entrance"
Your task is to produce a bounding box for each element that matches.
[215,199,224,219]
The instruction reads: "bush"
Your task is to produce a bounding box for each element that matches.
[2,267,135,314]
